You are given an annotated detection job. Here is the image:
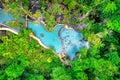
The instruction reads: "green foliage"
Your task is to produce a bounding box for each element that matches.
[103,2,117,13]
[50,4,62,15]
[5,63,25,78]
[51,67,72,80]
[0,0,120,80]
[106,19,120,32]
[64,0,78,10]
[0,29,61,79]
[6,21,25,28]
[3,0,32,18]
[33,10,41,19]
[25,74,44,80]
[43,11,56,30]
[105,52,120,65]
[9,2,17,9]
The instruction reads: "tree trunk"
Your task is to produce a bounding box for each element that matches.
[25,15,28,28]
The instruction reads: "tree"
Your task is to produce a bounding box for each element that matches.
[51,67,72,80]
[0,0,120,79]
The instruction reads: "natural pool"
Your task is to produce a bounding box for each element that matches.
[0,10,89,60]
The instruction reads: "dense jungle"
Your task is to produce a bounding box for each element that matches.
[0,0,120,80]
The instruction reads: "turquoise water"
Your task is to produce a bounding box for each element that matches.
[0,10,14,23]
[28,21,63,54]
[0,10,88,60]
[60,28,84,60]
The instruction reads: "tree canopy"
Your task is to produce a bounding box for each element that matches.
[0,0,120,80]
